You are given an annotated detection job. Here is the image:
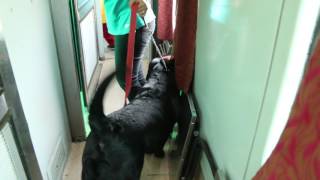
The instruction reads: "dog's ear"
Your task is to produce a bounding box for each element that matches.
[149,58,161,69]
[147,58,161,80]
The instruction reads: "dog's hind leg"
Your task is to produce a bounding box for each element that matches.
[154,134,169,158]
[154,124,175,158]
[154,148,165,158]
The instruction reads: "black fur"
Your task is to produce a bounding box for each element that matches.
[82,133,144,180]
[82,59,179,180]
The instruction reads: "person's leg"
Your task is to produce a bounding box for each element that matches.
[114,34,143,90]
[114,34,128,90]
[133,21,156,87]
[114,20,155,99]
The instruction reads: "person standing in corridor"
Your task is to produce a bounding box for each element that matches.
[104,0,155,100]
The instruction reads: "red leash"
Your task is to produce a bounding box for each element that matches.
[124,3,138,105]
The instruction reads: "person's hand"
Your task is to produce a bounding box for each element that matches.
[129,0,148,17]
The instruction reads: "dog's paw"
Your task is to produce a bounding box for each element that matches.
[145,151,153,155]
[154,150,165,158]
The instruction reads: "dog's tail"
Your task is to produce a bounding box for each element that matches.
[89,71,116,118]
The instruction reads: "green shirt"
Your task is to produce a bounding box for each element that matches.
[104,0,145,35]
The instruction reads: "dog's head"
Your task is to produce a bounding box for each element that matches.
[146,58,175,79]
[149,58,175,70]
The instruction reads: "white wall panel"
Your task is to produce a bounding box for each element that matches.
[0,0,71,178]
[194,0,284,178]
[246,0,320,178]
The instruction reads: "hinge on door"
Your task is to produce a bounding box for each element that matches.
[0,92,9,125]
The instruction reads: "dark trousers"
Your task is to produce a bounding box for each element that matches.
[114,21,155,95]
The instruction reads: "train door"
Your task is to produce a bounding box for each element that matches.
[50,0,103,140]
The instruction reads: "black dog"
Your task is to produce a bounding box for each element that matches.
[82,59,179,180]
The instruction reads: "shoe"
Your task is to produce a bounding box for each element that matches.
[108,44,115,50]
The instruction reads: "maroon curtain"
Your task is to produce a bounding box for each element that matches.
[157,0,173,40]
[254,35,320,179]
[102,23,114,47]
[173,0,198,93]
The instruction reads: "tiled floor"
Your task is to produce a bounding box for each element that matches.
[140,140,179,180]
[63,50,180,180]
[63,143,85,180]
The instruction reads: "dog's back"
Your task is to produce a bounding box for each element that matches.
[105,59,179,156]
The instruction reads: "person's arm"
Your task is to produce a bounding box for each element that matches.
[129,0,148,17]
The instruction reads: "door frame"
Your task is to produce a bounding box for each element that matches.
[49,0,104,140]
[73,0,103,105]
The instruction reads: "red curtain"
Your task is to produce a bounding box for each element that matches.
[254,35,320,179]
[157,0,173,40]
[173,0,198,93]
[102,23,114,47]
